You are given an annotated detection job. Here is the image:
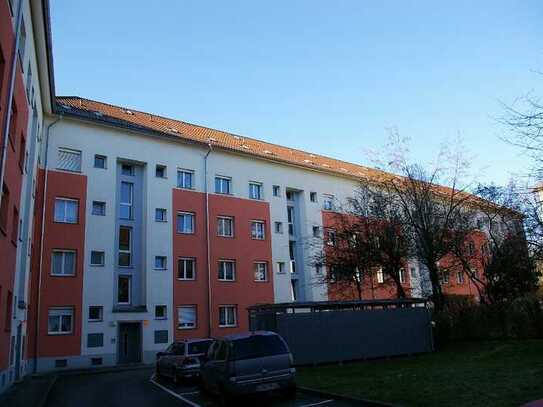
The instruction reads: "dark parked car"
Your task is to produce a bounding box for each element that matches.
[156,338,213,383]
[199,331,296,404]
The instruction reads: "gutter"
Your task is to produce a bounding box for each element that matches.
[0,0,24,208]
[34,115,62,372]
[204,144,213,337]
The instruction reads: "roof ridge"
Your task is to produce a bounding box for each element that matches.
[55,95,381,177]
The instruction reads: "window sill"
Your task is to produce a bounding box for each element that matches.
[88,320,103,323]
[177,326,196,330]
[218,325,238,329]
[254,280,269,283]
[48,332,72,336]
[217,235,235,239]
[155,317,168,321]
[177,278,196,281]
[90,264,104,267]
[50,274,77,278]
[155,220,168,223]
[154,268,167,271]
[218,279,236,282]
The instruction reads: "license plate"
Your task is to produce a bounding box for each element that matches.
[256,383,279,392]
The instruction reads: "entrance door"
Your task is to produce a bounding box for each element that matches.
[118,323,141,364]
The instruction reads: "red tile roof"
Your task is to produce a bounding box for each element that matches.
[56,96,392,183]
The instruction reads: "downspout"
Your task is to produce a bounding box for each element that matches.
[204,144,213,337]
[0,0,24,208]
[33,115,62,372]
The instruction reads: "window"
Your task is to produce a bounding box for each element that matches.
[273,185,280,197]
[177,306,196,329]
[155,164,167,178]
[468,242,475,256]
[121,164,134,176]
[87,333,103,348]
[327,230,336,246]
[440,271,449,285]
[117,275,131,304]
[57,148,81,172]
[286,191,294,201]
[323,195,334,211]
[47,308,73,335]
[217,216,234,237]
[25,63,32,101]
[457,271,464,284]
[177,169,194,189]
[399,268,406,284]
[92,201,106,216]
[178,258,195,280]
[119,182,133,220]
[54,198,78,223]
[254,262,268,281]
[154,256,167,270]
[51,250,76,276]
[155,305,167,320]
[287,206,295,235]
[249,182,263,200]
[277,262,286,274]
[376,268,384,284]
[94,155,107,169]
[215,176,231,194]
[218,260,235,281]
[18,136,26,172]
[0,184,9,232]
[219,305,237,328]
[90,251,104,266]
[8,102,16,148]
[18,20,26,63]
[176,212,195,234]
[11,207,18,242]
[118,227,132,267]
[155,208,167,222]
[310,192,317,202]
[154,330,168,344]
[274,222,283,234]
[315,264,322,274]
[312,225,320,237]
[5,291,12,332]
[88,306,103,322]
[251,220,265,240]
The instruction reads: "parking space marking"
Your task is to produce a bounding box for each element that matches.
[299,400,335,407]
[149,375,202,407]
[180,391,201,396]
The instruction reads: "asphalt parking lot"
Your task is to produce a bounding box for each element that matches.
[43,367,364,407]
[150,371,362,407]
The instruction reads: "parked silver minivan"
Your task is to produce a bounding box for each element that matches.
[199,331,296,403]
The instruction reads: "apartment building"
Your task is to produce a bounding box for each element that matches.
[0,0,54,393]
[0,0,495,390]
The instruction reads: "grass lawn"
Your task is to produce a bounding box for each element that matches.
[296,340,543,407]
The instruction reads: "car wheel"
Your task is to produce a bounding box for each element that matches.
[285,383,297,400]
[219,385,234,407]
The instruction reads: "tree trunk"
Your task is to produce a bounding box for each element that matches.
[427,263,444,311]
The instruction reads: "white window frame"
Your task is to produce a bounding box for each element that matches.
[154,256,167,270]
[177,305,197,329]
[178,257,196,280]
[249,182,263,200]
[47,307,74,335]
[219,305,237,328]
[155,305,168,320]
[254,262,268,282]
[117,275,131,305]
[177,212,195,234]
[217,216,234,237]
[94,154,107,169]
[215,176,232,195]
[155,208,167,222]
[90,250,105,267]
[88,306,103,322]
[54,198,78,223]
[457,271,464,284]
[57,147,81,173]
[399,268,406,284]
[51,250,76,276]
[277,262,286,274]
[119,181,133,220]
[377,268,384,284]
[251,220,265,240]
[177,169,194,189]
[218,260,236,281]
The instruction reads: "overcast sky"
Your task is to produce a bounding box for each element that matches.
[51,1,543,185]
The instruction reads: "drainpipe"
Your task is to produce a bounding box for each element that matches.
[204,144,213,338]
[33,115,62,372]
[0,0,24,209]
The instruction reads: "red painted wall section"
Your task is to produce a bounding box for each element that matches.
[322,211,412,301]
[172,189,274,340]
[31,170,87,357]
[0,2,30,370]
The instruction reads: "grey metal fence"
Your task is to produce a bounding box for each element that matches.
[248,299,433,365]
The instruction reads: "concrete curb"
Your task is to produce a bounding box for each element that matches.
[53,363,153,377]
[298,386,402,407]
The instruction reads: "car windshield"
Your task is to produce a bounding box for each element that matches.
[188,340,212,355]
[169,343,185,355]
[230,335,288,361]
